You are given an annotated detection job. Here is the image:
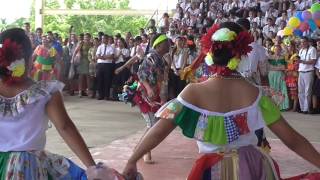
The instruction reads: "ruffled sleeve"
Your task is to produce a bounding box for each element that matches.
[258,95,281,126]
[0,80,64,117]
[155,98,201,138]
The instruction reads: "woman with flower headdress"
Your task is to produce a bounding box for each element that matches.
[284,41,299,112]
[31,34,58,81]
[267,44,289,111]
[123,22,320,180]
[0,28,107,179]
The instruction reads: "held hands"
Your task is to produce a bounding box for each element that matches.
[146,88,155,100]
[122,161,138,180]
[86,162,125,180]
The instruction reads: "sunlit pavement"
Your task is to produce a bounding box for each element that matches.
[46,96,320,179]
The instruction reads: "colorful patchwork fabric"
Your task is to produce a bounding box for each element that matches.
[156,94,281,146]
[0,151,86,180]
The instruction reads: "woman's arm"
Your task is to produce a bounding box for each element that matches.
[71,43,81,62]
[269,116,320,168]
[181,49,189,69]
[46,92,96,168]
[114,56,139,74]
[316,69,320,79]
[123,118,176,179]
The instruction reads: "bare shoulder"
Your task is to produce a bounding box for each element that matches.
[179,83,199,104]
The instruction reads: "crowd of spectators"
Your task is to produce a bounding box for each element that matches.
[22,0,320,114]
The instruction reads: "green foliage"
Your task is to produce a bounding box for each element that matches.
[42,0,147,38]
[2,0,147,38]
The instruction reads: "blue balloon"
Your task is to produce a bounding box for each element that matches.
[293,29,303,37]
[308,19,318,31]
[295,11,304,22]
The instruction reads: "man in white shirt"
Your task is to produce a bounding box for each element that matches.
[231,0,244,9]
[96,34,115,100]
[298,37,317,113]
[275,11,288,27]
[262,18,277,39]
[244,0,257,9]
[223,0,233,12]
[294,0,312,11]
[237,18,267,85]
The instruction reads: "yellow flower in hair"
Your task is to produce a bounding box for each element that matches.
[227,57,240,70]
[7,59,26,77]
[212,28,237,42]
[205,52,214,66]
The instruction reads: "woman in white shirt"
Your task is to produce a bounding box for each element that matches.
[113,38,130,100]
[169,36,189,99]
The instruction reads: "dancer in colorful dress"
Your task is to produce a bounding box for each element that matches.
[285,42,299,112]
[123,22,320,180]
[267,45,289,111]
[32,35,58,81]
[0,28,96,179]
[132,34,170,163]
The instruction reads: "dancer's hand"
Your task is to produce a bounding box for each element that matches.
[115,67,122,75]
[122,161,137,180]
[146,88,155,99]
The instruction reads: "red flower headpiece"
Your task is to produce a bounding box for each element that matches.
[191,24,254,71]
[201,24,254,57]
[0,39,24,84]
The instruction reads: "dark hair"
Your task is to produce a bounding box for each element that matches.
[236,18,251,31]
[213,22,243,66]
[0,28,32,78]
[135,36,142,42]
[119,38,128,49]
[36,27,42,32]
[85,33,91,38]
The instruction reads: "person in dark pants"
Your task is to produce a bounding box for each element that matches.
[96,35,115,100]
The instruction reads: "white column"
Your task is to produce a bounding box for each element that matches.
[35,0,44,29]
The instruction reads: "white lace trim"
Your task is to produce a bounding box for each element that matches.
[0,80,64,117]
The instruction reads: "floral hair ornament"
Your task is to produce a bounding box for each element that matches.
[211,28,237,42]
[0,39,25,84]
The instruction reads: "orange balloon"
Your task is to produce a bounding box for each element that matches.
[316,19,320,27]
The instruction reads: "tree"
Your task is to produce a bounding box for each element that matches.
[33,0,148,38]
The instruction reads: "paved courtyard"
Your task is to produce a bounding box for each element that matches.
[46,96,320,179]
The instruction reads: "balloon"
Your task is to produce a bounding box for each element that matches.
[313,11,320,20]
[293,29,303,37]
[302,10,312,20]
[283,27,293,36]
[316,19,320,27]
[299,22,310,32]
[277,30,284,37]
[308,19,318,31]
[311,3,320,13]
[288,17,300,28]
[295,11,304,22]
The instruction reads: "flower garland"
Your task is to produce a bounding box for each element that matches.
[0,39,26,84]
[193,23,254,73]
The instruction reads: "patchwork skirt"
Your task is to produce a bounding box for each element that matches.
[0,151,87,180]
[188,145,320,180]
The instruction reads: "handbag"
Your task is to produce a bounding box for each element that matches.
[68,63,75,80]
[72,52,81,65]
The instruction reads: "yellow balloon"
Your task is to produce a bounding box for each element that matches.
[288,17,300,28]
[283,27,293,36]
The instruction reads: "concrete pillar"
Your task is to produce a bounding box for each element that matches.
[35,0,44,29]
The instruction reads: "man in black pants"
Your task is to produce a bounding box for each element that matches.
[96,35,115,100]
